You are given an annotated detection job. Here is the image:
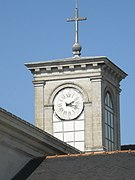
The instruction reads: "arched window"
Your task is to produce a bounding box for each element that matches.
[53,88,85,151]
[105,92,114,151]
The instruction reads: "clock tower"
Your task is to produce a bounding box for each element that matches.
[25,1,127,152]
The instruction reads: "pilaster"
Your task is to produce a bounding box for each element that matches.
[33,80,45,130]
[44,105,53,134]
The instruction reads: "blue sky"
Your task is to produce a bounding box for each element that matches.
[0,0,135,145]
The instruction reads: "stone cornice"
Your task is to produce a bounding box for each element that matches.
[25,56,127,82]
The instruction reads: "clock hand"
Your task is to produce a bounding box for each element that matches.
[71,104,78,109]
[66,102,78,109]
[66,101,75,106]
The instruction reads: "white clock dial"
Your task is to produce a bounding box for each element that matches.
[54,88,83,120]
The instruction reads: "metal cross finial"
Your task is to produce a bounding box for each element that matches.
[67,0,87,57]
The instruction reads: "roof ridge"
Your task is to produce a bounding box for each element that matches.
[46,150,135,159]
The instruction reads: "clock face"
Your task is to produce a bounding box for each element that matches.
[54,88,83,120]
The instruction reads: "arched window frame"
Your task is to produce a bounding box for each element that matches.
[105,91,114,151]
[51,84,87,152]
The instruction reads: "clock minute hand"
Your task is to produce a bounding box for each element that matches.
[66,102,78,110]
[66,101,75,107]
[71,104,78,110]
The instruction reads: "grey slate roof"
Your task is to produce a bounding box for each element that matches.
[27,151,135,180]
[121,144,135,150]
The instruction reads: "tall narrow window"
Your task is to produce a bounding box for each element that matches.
[105,92,114,151]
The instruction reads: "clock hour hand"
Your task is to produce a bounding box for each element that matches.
[66,101,74,107]
[66,101,78,109]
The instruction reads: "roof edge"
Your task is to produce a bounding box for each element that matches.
[46,149,135,159]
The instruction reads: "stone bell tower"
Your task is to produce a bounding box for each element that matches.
[25,0,127,152]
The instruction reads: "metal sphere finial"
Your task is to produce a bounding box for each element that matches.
[72,42,82,56]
